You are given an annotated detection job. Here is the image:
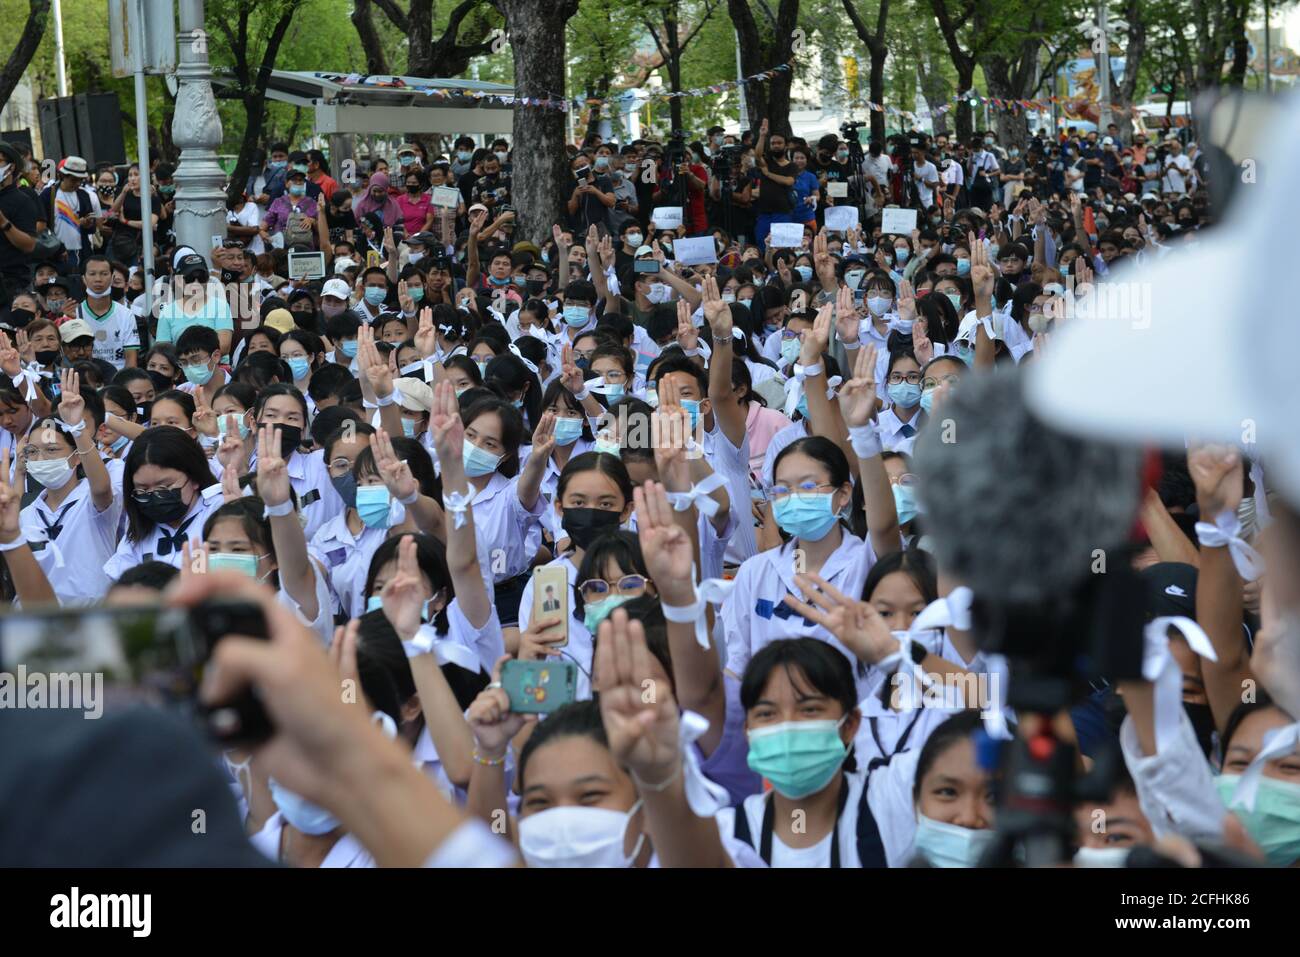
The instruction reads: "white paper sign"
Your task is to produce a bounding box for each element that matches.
[767,222,804,247]
[824,206,859,232]
[288,251,327,281]
[652,206,683,230]
[880,207,918,236]
[431,186,461,209]
[826,181,849,198]
[672,236,717,265]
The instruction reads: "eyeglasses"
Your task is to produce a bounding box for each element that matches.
[886,372,921,385]
[766,481,836,501]
[328,458,353,476]
[921,374,961,391]
[132,484,184,501]
[891,472,918,488]
[579,575,650,602]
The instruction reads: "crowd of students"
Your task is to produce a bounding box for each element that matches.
[0,112,1294,870]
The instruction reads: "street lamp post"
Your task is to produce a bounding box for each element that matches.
[171,0,227,264]
[1080,6,1127,135]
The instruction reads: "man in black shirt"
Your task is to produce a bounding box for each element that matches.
[0,142,40,307]
[751,119,795,253]
[566,151,616,234]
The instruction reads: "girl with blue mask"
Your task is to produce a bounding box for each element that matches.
[918,355,965,417]
[279,329,323,389]
[767,441,853,548]
[880,352,923,451]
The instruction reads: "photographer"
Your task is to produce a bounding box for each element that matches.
[751,119,796,253]
[706,146,755,243]
[652,134,708,235]
[566,150,617,235]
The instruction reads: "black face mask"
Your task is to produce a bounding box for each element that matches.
[136,486,190,525]
[221,269,241,284]
[526,278,546,296]
[147,370,174,393]
[267,423,303,459]
[110,287,125,302]
[137,400,153,422]
[34,349,59,366]
[561,507,622,551]
[331,472,357,509]
[1184,702,1217,761]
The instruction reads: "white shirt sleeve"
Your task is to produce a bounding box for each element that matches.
[1118,710,1226,843]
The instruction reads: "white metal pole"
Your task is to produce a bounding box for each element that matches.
[1097,2,1112,133]
[52,0,69,97]
[735,30,748,133]
[131,1,153,319]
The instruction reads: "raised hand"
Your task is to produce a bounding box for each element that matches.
[469,208,487,236]
[700,275,732,340]
[56,368,84,425]
[466,655,537,757]
[675,297,699,353]
[397,279,415,315]
[559,344,586,395]
[358,325,393,397]
[0,332,21,379]
[838,342,879,428]
[801,301,833,364]
[413,306,437,359]
[650,409,691,491]
[783,573,898,665]
[255,423,292,508]
[530,410,557,463]
[0,449,22,544]
[192,388,218,437]
[968,231,995,302]
[380,534,431,641]
[912,317,933,366]
[897,279,917,325]
[221,458,243,504]
[14,329,33,365]
[370,428,418,502]
[427,379,465,465]
[1187,443,1244,519]
[633,480,696,599]
[217,433,248,474]
[834,283,859,343]
[596,607,680,784]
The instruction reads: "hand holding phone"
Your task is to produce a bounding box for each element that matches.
[501,658,577,714]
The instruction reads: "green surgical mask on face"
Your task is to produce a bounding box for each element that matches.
[745,717,848,799]
[1215,774,1300,866]
[582,594,632,634]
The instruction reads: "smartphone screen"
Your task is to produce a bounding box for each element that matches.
[501,659,577,714]
[531,566,570,647]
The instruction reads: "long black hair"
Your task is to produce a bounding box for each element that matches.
[461,395,526,479]
[484,351,542,431]
[123,426,216,541]
[363,533,453,637]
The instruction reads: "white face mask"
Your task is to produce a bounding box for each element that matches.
[27,453,76,490]
[912,814,995,868]
[646,283,672,304]
[517,801,645,868]
[1073,845,1131,868]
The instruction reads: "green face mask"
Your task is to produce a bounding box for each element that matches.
[745,717,848,799]
[1215,774,1300,866]
[582,594,632,634]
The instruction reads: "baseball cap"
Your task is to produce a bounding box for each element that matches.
[176,254,209,278]
[59,317,94,343]
[333,257,357,275]
[635,245,655,258]
[393,377,433,413]
[321,278,351,301]
[1027,104,1300,506]
[408,232,437,248]
[263,308,296,334]
[1101,136,1114,146]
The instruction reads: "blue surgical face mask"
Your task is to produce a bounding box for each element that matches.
[207,551,264,579]
[288,184,307,197]
[920,387,937,414]
[269,778,340,835]
[779,337,801,367]
[553,416,584,446]
[888,382,921,409]
[746,718,848,799]
[356,484,393,529]
[603,382,625,401]
[340,340,358,359]
[217,414,251,440]
[109,434,129,454]
[953,341,975,367]
[867,295,892,316]
[408,286,425,302]
[795,265,813,282]
[893,483,919,524]
[583,594,631,634]
[845,270,866,290]
[457,150,472,162]
[913,814,995,868]
[1215,775,1300,866]
[894,248,910,264]
[364,286,387,306]
[945,292,962,313]
[956,258,971,277]
[401,418,418,438]
[772,492,838,541]
[593,436,621,458]
[183,360,214,386]
[680,398,702,431]
[563,304,590,327]
[463,438,503,477]
[625,232,643,247]
[285,356,311,380]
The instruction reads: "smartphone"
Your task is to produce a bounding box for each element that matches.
[633,259,661,274]
[574,167,591,181]
[501,659,577,714]
[531,565,570,647]
[0,598,273,748]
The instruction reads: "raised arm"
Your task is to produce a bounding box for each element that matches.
[255,423,319,622]
[58,370,112,512]
[699,276,746,447]
[465,209,486,288]
[969,232,997,370]
[0,448,56,605]
[371,427,443,538]
[517,411,556,511]
[356,325,405,441]
[837,342,900,557]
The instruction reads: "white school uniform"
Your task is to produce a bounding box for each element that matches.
[309,511,388,618]
[704,421,754,566]
[517,553,594,701]
[715,746,923,867]
[276,555,337,646]
[523,439,595,545]
[248,448,344,542]
[103,482,227,580]
[460,472,545,589]
[1119,707,1226,843]
[20,476,124,605]
[250,813,376,868]
[875,406,921,456]
[721,534,878,701]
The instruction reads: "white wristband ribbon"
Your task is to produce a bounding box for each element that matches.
[1141,615,1217,755]
[1195,511,1263,582]
[848,423,882,459]
[1227,721,1300,812]
[262,499,295,518]
[661,574,736,650]
[365,390,399,410]
[57,417,86,437]
[911,586,974,633]
[782,362,823,417]
[664,472,726,519]
[980,652,1016,740]
[677,710,733,817]
[0,537,28,552]
[11,365,50,402]
[403,624,484,672]
[443,487,474,530]
[824,375,843,401]
[397,483,420,506]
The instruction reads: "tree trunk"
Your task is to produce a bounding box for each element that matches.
[1116,0,1146,106]
[665,6,684,132]
[0,0,51,111]
[840,0,890,143]
[953,66,975,142]
[726,0,799,135]
[498,0,581,246]
[406,0,435,75]
[351,0,391,75]
[920,51,950,138]
[867,49,886,144]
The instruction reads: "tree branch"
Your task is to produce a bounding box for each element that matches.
[373,0,411,32]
